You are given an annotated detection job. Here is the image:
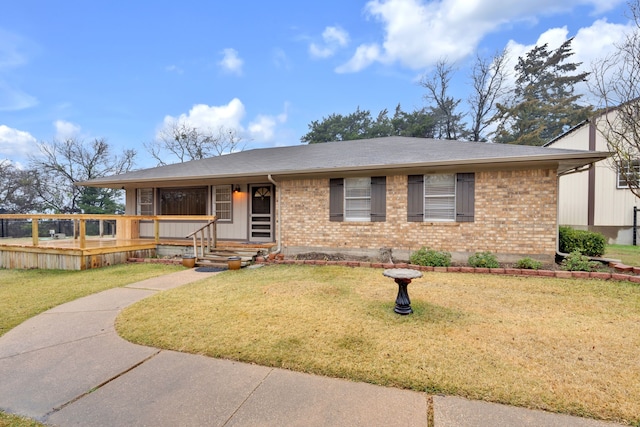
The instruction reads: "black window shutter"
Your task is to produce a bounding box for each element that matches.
[407,175,424,222]
[329,178,344,222]
[370,176,386,222]
[456,173,475,222]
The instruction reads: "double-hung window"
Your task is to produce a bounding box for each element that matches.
[213,185,232,221]
[329,177,386,222]
[424,174,456,221]
[344,178,371,221]
[408,173,475,222]
[137,188,154,215]
[617,159,640,188]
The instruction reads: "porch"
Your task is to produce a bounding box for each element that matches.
[0,214,274,270]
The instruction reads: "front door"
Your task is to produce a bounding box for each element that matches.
[249,184,273,242]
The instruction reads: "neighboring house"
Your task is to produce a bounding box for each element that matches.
[82,136,608,263]
[546,109,639,245]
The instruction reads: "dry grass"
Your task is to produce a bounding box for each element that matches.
[117,265,640,425]
[0,263,183,337]
[0,412,42,427]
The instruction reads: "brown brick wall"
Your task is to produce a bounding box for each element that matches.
[279,169,557,262]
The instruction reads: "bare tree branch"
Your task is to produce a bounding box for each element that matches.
[145,120,245,165]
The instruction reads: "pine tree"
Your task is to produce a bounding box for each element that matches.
[493,38,592,145]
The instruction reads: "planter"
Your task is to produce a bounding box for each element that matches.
[228,256,242,270]
[182,256,196,268]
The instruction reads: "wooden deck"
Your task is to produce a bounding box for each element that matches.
[0,237,274,270]
[0,214,274,270]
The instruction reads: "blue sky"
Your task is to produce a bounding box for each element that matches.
[0,0,634,169]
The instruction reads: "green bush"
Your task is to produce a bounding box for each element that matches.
[559,226,606,257]
[561,250,601,272]
[468,251,500,268]
[409,247,451,267]
[515,257,542,270]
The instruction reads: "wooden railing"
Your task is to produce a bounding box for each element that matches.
[186,219,218,259]
[0,214,217,249]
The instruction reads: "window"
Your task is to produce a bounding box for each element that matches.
[424,174,456,221]
[617,160,640,188]
[137,188,154,215]
[329,177,386,222]
[344,178,371,221]
[213,185,232,221]
[408,173,474,222]
[159,187,207,215]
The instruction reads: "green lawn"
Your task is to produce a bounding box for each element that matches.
[0,263,182,337]
[117,265,640,425]
[605,244,640,266]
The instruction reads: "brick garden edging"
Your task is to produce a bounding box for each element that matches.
[254,256,640,283]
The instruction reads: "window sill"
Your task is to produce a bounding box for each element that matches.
[340,221,374,226]
[420,222,460,226]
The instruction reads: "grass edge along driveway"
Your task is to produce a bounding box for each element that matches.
[117,265,640,426]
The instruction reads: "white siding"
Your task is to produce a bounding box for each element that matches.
[552,115,640,229]
[216,186,249,240]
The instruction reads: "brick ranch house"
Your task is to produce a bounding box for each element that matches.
[81,136,609,264]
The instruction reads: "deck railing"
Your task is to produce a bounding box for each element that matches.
[0,214,217,249]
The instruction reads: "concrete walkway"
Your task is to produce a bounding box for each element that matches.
[0,268,623,426]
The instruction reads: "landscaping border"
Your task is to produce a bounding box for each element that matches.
[254,255,640,283]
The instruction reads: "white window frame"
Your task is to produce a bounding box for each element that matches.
[213,185,232,222]
[424,174,456,221]
[344,177,371,222]
[137,188,154,215]
[617,159,640,189]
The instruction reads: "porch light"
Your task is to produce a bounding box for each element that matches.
[234,184,241,193]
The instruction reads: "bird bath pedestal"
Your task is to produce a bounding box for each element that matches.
[383,268,423,315]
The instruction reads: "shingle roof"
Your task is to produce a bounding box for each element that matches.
[80,136,609,187]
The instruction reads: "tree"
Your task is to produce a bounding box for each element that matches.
[0,161,43,213]
[145,120,243,165]
[420,60,468,140]
[589,0,640,197]
[493,38,592,145]
[300,106,435,144]
[29,138,135,213]
[468,48,510,142]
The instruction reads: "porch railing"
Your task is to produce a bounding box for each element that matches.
[0,214,217,249]
[186,219,218,259]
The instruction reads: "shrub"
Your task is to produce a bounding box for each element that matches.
[561,250,601,272]
[515,257,542,270]
[559,226,606,257]
[409,247,451,267]
[468,251,500,268]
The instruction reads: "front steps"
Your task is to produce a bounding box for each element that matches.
[194,247,264,268]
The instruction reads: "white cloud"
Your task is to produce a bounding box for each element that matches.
[162,98,247,133]
[338,0,628,72]
[248,108,288,141]
[0,29,38,111]
[218,48,243,75]
[309,26,350,59]
[165,64,184,74]
[503,19,633,101]
[0,124,37,161]
[163,100,288,144]
[54,120,81,140]
[0,81,38,111]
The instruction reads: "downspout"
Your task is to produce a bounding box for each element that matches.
[267,174,282,255]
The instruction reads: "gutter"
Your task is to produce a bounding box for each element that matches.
[267,174,282,255]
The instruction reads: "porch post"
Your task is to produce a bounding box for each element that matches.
[32,219,39,246]
[79,219,86,249]
[154,219,160,243]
